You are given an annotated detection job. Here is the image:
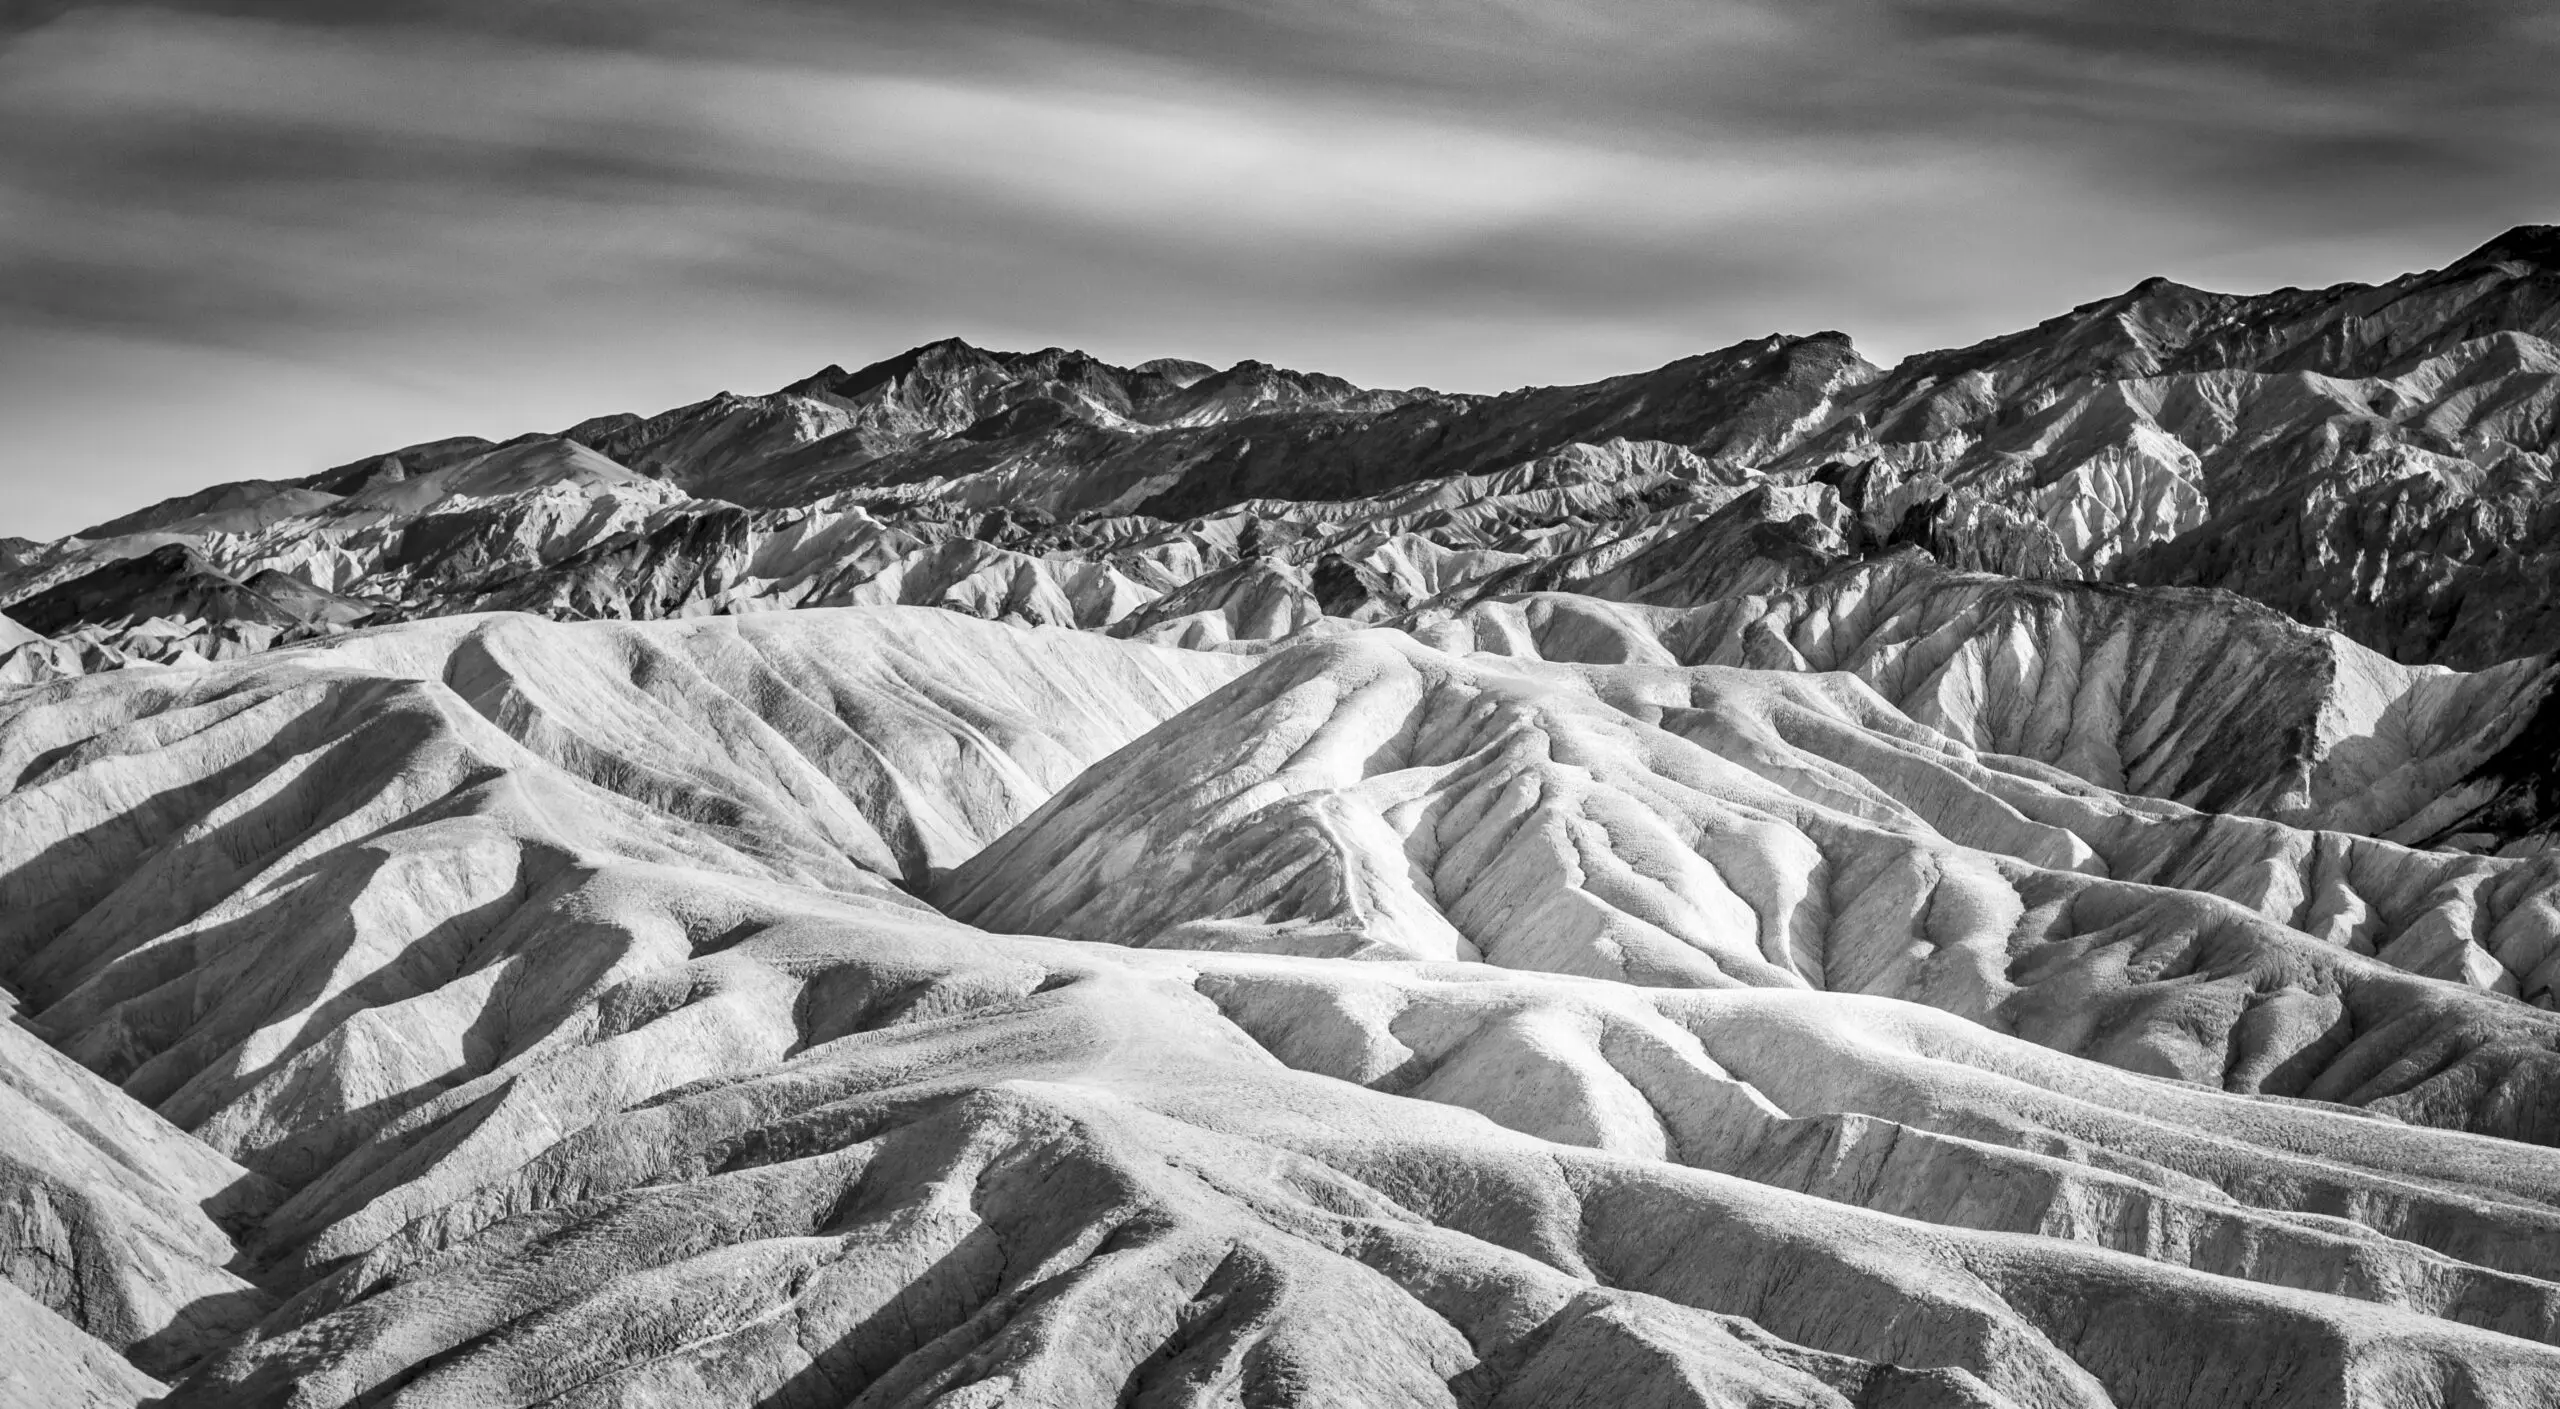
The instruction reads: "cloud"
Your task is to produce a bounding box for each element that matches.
[0,8,2012,354]
[0,0,2553,536]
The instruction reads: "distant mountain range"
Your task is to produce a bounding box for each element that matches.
[9,225,2555,677]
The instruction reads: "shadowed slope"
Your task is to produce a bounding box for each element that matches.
[0,989,276,1381]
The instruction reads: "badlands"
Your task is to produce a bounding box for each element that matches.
[6,229,2560,1406]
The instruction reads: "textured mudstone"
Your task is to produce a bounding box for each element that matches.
[11,228,2560,1407]
[0,609,2556,1405]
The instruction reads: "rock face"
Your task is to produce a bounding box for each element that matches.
[11,228,2560,1406]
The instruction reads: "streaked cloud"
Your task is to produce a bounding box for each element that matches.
[2,0,2553,537]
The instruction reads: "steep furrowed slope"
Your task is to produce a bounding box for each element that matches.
[1423,555,2560,849]
[939,631,2560,1140]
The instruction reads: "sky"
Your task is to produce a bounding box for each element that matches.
[3,0,2556,539]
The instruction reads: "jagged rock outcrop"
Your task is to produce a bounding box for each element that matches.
[1741,226,2560,660]
[1764,229,2559,570]
[572,339,1434,511]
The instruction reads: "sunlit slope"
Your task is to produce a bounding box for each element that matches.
[1420,555,2560,847]
[942,630,2560,1136]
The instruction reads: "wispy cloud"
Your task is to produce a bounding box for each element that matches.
[2,0,2554,536]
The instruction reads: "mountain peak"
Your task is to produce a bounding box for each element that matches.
[793,336,996,400]
[2115,274,2217,305]
[2451,223,2560,272]
[1133,357,1215,387]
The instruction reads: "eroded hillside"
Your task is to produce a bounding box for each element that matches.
[9,230,2560,1407]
